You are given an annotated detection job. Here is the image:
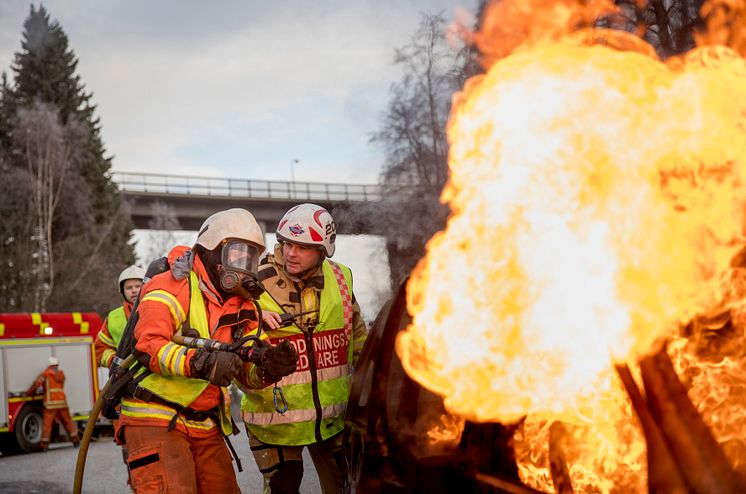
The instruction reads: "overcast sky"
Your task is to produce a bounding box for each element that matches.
[0,0,477,185]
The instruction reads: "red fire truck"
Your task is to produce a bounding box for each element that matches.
[0,312,103,454]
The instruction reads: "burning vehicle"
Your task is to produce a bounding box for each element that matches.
[346,0,746,492]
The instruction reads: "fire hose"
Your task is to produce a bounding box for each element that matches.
[73,332,280,494]
[73,353,136,494]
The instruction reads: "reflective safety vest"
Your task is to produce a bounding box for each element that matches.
[106,306,127,346]
[241,260,354,446]
[120,271,233,435]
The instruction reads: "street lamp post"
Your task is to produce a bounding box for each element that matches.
[290,159,299,199]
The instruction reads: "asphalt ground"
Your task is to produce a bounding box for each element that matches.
[0,424,322,494]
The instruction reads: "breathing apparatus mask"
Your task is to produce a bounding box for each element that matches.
[217,239,265,298]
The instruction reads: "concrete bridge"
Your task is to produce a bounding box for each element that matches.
[113,171,382,233]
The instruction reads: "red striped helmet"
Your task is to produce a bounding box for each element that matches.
[276,203,336,257]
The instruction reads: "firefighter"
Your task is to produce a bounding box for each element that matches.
[241,203,369,494]
[94,264,145,483]
[95,265,145,368]
[117,208,298,493]
[26,356,80,451]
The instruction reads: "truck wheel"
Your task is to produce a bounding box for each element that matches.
[14,405,44,453]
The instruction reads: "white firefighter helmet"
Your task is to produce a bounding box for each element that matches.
[276,203,336,257]
[195,208,266,279]
[118,265,145,287]
[48,356,59,366]
[118,265,145,297]
[195,208,265,251]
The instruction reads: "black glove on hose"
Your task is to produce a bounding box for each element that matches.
[260,340,298,383]
[190,349,242,387]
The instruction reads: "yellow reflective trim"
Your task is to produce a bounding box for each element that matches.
[0,323,4,336]
[9,396,37,403]
[242,402,346,426]
[173,346,188,376]
[73,313,82,324]
[142,290,186,326]
[122,400,173,415]
[157,343,179,375]
[101,349,116,367]
[98,332,116,347]
[278,365,348,386]
[120,401,216,430]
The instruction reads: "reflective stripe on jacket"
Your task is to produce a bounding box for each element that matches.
[96,302,133,368]
[241,259,354,446]
[121,270,233,435]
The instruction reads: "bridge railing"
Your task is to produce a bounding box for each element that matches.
[111,171,382,202]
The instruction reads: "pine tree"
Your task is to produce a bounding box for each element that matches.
[12,5,128,230]
[0,4,135,313]
[0,72,16,156]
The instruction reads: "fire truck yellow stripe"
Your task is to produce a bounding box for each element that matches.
[30,313,51,335]
[0,336,92,346]
[72,312,90,334]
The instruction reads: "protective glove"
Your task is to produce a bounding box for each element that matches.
[190,349,242,387]
[259,340,298,383]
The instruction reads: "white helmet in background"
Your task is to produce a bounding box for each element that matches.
[48,356,59,366]
[118,265,145,296]
[276,203,336,257]
[195,208,266,276]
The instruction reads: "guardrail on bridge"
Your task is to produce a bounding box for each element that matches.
[112,171,382,202]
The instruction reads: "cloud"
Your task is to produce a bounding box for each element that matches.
[0,0,477,183]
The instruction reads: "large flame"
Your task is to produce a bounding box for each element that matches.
[396,0,746,491]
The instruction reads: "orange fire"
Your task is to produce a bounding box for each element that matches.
[396,0,746,491]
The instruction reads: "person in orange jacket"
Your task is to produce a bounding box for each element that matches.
[95,265,145,369]
[117,208,298,493]
[26,356,80,451]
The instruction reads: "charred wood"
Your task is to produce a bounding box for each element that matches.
[639,346,745,493]
[616,364,689,494]
[548,422,574,494]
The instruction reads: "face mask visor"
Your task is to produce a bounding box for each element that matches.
[221,239,261,275]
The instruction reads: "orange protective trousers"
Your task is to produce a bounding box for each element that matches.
[124,426,240,494]
[41,407,79,447]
